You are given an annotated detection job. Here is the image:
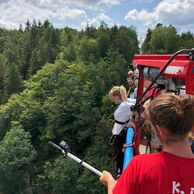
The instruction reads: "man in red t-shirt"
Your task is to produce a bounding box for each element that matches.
[100,94,194,194]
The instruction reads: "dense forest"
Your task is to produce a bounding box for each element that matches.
[0,20,194,194]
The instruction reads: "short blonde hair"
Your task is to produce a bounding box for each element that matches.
[109,85,128,102]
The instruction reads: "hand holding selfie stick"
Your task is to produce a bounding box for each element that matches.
[48,141,103,177]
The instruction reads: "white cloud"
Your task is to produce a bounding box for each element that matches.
[136,0,155,2]
[36,0,121,8]
[125,0,194,27]
[82,13,115,28]
[98,0,121,7]
[0,0,88,29]
[0,0,120,29]
[54,7,87,21]
[125,9,156,25]
[156,0,194,25]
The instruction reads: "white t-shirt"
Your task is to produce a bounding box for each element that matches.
[112,99,135,135]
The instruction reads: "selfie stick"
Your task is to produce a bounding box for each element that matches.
[49,141,103,177]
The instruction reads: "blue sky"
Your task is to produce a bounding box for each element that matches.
[0,0,194,42]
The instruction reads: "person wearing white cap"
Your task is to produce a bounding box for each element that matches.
[109,85,135,177]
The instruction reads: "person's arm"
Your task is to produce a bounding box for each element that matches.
[100,171,116,194]
[127,118,135,129]
[100,158,139,194]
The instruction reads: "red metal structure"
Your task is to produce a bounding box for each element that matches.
[132,50,194,154]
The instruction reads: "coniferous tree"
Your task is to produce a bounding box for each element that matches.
[141,28,152,53]
[0,55,6,103]
[25,19,31,31]
[4,63,22,98]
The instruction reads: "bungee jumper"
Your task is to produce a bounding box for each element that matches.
[108,85,136,178]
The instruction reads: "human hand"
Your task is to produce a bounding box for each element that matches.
[127,118,135,129]
[100,171,115,186]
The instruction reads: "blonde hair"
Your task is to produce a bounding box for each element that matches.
[109,85,128,102]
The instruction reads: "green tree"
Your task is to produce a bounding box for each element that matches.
[60,45,77,62]
[0,31,6,53]
[0,94,24,139]
[60,27,78,47]
[84,24,97,38]
[28,50,40,75]
[0,21,141,193]
[142,24,181,54]
[150,25,166,53]
[96,25,110,58]
[163,25,180,53]
[141,28,152,53]
[25,19,31,31]
[0,55,6,103]
[117,26,138,62]
[78,37,100,62]
[4,63,22,99]
[77,117,112,194]
[36,157,80,194]
[40,61,100,152]
[0,121,36,194]
[180,31,194,49]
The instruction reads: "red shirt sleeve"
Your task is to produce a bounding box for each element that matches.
[113,157,139,194]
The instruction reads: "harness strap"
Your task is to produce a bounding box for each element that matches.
[115,119,129,125]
